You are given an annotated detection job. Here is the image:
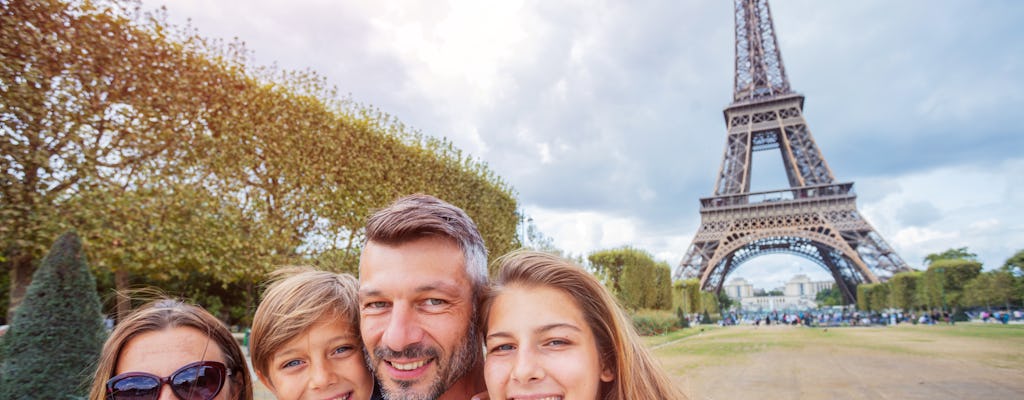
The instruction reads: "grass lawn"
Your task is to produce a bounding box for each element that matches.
[648,323,1024,399]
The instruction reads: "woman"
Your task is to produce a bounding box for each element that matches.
[481,250,686,400]
[250,268,374,400]
[88,299,253,400]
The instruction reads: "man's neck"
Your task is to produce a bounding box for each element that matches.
[437,367,486,400]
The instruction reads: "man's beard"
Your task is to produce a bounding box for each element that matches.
[365,319,482,400]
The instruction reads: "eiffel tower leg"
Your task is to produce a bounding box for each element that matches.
[814,243,857,304]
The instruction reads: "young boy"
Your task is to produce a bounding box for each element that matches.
[251,268,375,400]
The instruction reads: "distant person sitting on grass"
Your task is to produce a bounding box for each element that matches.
[88,298,254,400]
[250,268,375,400]
[479,250,687,400]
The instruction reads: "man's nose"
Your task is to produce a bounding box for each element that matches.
[381,303,425,352]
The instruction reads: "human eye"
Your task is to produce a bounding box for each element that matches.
[331,345,354,356]
[488,342,516,354]
[281,359,305,369]
[362,300,390,314]
[423,298,447,306]
[544,338,571,347]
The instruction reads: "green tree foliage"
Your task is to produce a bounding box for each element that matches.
[918,259,983,311]
[815,286,844,307]
[673,279,702,314]
[0,231,105,399]
[869,283,891,312]
[1003,249,1024,276]
[965,270,1019,310]
[588,247,672,310]
[2,0,519,320]
[923,247,978,266]
[717,291,734,312]
[1001,249,1024,303]
[888,271,922,311]
[857,284,876,311]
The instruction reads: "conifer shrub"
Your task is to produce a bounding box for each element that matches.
[701,309,714,324]
[676,306,690,328]
[0,231,106,399]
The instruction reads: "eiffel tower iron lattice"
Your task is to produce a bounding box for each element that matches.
[675,0,910,304]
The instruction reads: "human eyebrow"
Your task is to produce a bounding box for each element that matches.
[358,287,381,298]
[414,281,461,296]
[536,323,583,334]
[271,347,302,361]
[485,331,515,342]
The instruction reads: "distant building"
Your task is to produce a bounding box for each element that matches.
[723,277,754,299]
[724,274,834,311]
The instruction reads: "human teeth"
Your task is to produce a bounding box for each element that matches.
[392,359,427,370]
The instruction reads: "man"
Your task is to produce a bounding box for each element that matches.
[358,194,488,400]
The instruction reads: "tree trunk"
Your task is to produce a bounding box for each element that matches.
[115,268,131,322]
[7,253,34,322]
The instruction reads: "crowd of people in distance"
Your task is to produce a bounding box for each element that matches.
[712,308,1023,329]
[90,194,687,400]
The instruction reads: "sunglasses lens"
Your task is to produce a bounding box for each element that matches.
[109,376,160,400]
[170,365,225,400]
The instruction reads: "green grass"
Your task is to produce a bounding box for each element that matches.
[641,326,718,348]
[650,324,1024,374]
[899,323,1024,340]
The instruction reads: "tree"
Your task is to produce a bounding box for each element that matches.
[869,282,891,312]
[888,271,922,311]
[650,261,674,310]
[2,0,520,321]
[674,279,702,314]
[964,273,996,310]
[923,247,978,266]
[815,287,843,307]
[0,231,105,399]
[857,284,876,311]
[1001,249,1024,304]
[1003,249,1024,276]
[717,291,735,312]
[965,270,1019,311]
[588,247,672,310]
[919,259,982,311]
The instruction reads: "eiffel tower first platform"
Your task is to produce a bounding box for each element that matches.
[675,0,910,303]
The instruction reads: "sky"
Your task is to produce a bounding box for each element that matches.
[140,0,1024,289]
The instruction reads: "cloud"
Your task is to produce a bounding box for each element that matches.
[143,0,1024,281]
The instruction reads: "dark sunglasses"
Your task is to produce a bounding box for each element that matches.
[106,360,232,400]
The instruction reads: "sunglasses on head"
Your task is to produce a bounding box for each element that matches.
[106,360,232,400]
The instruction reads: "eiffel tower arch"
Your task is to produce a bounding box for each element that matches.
[675,0,910,304]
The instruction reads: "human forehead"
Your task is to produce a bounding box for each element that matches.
[487,285,588,333]
[116,326,224,376]
[358,237,470,291]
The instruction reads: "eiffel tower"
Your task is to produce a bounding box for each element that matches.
[675,0,910,303]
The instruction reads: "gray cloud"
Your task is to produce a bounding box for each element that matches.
[146,0,1024,271]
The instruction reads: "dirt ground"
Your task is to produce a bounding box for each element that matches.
[655,324,1024,400]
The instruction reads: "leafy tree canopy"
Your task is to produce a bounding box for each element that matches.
[923,247,978,266]
[2,0,519,321]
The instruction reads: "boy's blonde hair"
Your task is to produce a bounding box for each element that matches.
[250,267,362,380]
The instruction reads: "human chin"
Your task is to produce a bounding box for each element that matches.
[367,345,445,400]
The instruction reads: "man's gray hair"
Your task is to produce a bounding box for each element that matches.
[362,194,488,288]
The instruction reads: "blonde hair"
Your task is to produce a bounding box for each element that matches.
[483,250,686,400]
[250,267,363,381]
[88,298,253,400]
